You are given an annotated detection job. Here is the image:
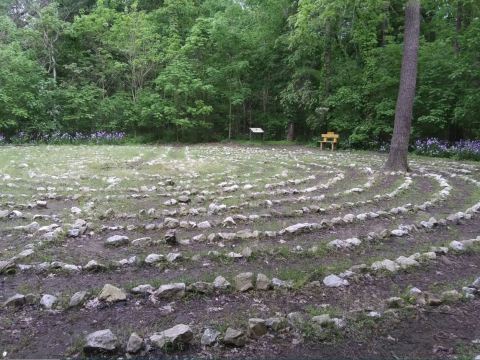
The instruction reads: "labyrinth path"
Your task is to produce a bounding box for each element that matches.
[1,145,479,358]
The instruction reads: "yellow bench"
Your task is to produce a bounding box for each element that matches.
[318,132,339,150]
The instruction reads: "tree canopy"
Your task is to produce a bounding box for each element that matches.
[0,0,479,145]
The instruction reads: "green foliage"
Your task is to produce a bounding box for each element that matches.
[0,0,479,144]
[0,24,49,136]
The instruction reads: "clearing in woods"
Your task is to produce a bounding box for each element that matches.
[1,144,479,359]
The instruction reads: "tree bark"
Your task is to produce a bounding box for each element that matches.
[228,100,232,140]
[385,0,420,172]
[287,122,295,141]
[380,1,389,47]
[453,1,462,54]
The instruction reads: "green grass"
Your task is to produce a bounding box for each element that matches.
[225,139,302,146]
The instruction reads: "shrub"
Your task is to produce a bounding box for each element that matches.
[2,131,127,145]
[413,138,480,161]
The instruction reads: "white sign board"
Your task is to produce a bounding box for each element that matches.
[249,128,264,134]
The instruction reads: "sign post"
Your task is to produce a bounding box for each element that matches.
[249,128,264,142]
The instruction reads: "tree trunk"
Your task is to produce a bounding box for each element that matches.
[453,1,462,54]
[323,22,332,100]
[228,100,232,140]
[287,122,295,141]
[385,0,420,172]
[262,88,268,113]
[381,1,389,47]
[52,55,57,83]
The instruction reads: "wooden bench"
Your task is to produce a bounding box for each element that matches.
[317,131,339,150]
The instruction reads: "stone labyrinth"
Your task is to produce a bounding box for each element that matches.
[1,145,480,358]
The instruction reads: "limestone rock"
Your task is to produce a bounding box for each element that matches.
[98,284,127,302]
[145,254,163,264]
[8,210,23,218]
[25,293,38,304]
[84,260,106,272]
[154,283,186,300]
[425,293,443,306]
[409,287,426,305]
[356,213,367,221]
[164,199,177,206]
[213,276,231,290]
[219,232,236,241]
[178,195,190,203]
[223,216,236,226]
[329,237,362,248]
[272,278,293,289]
[118,256,137,266]
[3,294,26,308]
[248,318,267,338]
[265,317,287,331]
[131,284,155,295]
[71,207,82,215]
[284,223,316,234]
[127,333,144,354]
[343,238,362,248]
[36,200,47,208]
[166,252,182,263]
[441,290,462,303]
[131,237,152,246]
[187,282,213,294]
[62,263,81,272]
[367,311,382,318]
[149,324,193,349]
[69,291,88,307]
[40,294,58,309]
[420,252,437,260]
[0,260,16,274]
[201,328,220,347]
[371,259,399,273]
[287,312,304,327]
[331,318,346,329]
[431,246,449,255]
[386,297,404,308]
[391,229,408,237]
[197,221,211,229]
[223,327,246,347]
[165,229,177,245]
[256,273,271,290]
[105,235,129,247]
[323,274,349,287]
[395,256,420,269]
[449,241,465,251]
[235,272,254,292]
[312,315,345,329]
[84,329,118,353]
[68,219,88,238]
[227,251,242,259]
[16,249,34,259]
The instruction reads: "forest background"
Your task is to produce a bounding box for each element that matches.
[0,0,479,150]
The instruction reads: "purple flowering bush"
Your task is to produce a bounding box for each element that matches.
[3,131,127,145]
[413,138,480,161]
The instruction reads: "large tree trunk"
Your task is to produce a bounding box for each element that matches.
[385,0,420,172]
[287,122,295,141]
